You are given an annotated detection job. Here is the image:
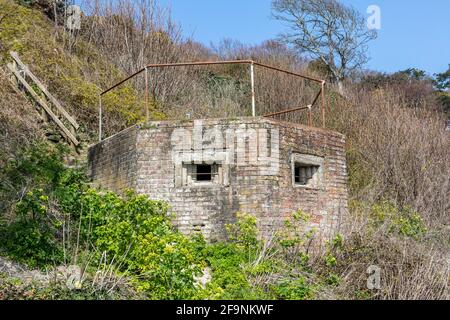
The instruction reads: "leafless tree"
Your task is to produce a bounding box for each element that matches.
[272,0,377,94]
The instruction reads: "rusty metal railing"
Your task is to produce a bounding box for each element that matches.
[98,60,326,141]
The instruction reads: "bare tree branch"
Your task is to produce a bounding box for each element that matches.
[272,0,377,93]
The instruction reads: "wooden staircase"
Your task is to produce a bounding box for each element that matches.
[6,51,80,148]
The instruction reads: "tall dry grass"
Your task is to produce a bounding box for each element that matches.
[328,87,449,228]
[316,84,450,299]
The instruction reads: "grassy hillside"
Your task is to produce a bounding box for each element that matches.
[0,0,158,144]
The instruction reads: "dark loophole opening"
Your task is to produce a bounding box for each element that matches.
[294,163,319,186]
[196,164,212,181]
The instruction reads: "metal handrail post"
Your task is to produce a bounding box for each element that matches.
[321,81,326,128]
[145,67,149,122]
[250,62,256,117]
[98,95,102,142]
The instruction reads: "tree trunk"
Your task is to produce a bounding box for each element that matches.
[329,68,345,96]
[337,80,345,96]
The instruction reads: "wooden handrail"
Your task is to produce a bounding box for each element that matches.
[7,63,80,146]
[10,51,79,131]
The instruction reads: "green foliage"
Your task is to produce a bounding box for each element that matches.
[0,142,79,268]
[331,234,344,250]
[324,253,337,268]
[354,290,373,300]
[370,201,427,240]
[0,0,446,302]
[203,243,259,299]
[0,189,63,268]
[393,212,427,240]
[225,212,259,258]
[271,277,313,300]
[1,144,433,300]
[69,189,203,299]
[0,0,34,57]
[434,64,450,91]
[204,214,262,299]
[203,212,321,300]
[322,237,339,268]
[397,68,428,81]
[325,273,341,286]
[1,142,67,192]
[277,210,315,252]
[101,86,146,124]
[436,91,450,113]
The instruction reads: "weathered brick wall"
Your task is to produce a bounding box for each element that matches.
[135,119,247,241]
[88,126,139,193]
[88,117,348,242]
[269,120,348,241]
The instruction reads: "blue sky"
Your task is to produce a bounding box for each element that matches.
[158,0,450,75]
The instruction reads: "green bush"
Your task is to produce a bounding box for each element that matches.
[200,213,271,299]
[1,142,67,193]
[204,212,320,300]
[271,277,313,300]
[370,201,427,240]
[0,143,69,268]
[74,189,204,299]
[225,213,259,258]
[1,189,63,268]
[204,242,258,299]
